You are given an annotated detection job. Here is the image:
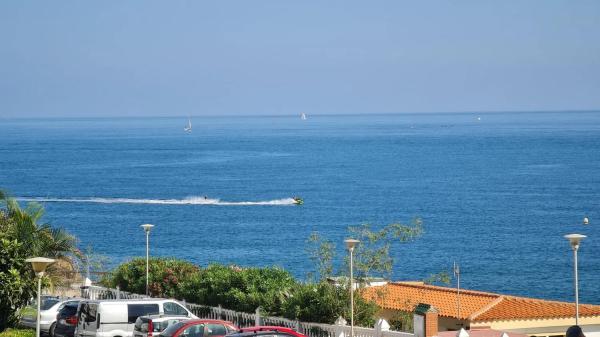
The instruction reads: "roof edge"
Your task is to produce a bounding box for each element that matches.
[469,296,506,321]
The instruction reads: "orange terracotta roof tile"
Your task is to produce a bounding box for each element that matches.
[362,282,499,320]
[361,282,600,321]
[474,295,600,321]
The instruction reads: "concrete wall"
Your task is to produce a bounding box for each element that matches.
[472,317,600,337]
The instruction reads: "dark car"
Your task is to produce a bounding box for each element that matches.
[54,301,80,337]
[227,326,307,337]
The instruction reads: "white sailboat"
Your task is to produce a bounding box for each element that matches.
[300,113,307,120]
[184,118,192,132]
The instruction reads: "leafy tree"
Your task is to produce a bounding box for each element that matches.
[348,219,423,280]
[102,257,201,298]
[306,232,334,281]
[304,219,425,330]
[0,190,76,332]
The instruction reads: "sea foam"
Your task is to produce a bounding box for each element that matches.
[17,196,297,206]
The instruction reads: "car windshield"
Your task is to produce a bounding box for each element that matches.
[59,304,79,316]
[41,299,60,310]
[160,321,187,337]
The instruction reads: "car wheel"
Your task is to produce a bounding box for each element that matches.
[49,323,56,337]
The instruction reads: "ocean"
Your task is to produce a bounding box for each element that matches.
[1,111,599,304]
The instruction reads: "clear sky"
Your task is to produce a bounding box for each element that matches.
[1,1,599,118]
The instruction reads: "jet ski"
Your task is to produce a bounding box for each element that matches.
[293,197,304,205]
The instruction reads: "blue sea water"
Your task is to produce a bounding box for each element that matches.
[1,111,599,304]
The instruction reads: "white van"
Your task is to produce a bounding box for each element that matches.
[75,299,198,337]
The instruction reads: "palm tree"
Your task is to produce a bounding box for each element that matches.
[0,189,77,332]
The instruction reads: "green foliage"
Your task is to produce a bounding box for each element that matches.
[282,282,377,326]
[106,258,377,326]
[347,219,423,280]
[0,238,36,332]
[0,190,77,332]
[423,271,451,286]
[102,257,201,298]
[306,232,334,281]
[183,264,296,316]
[0,328,34,337]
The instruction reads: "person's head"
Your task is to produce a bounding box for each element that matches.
[566,325,585,337]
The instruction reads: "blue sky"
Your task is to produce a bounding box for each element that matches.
[1,1,599,117]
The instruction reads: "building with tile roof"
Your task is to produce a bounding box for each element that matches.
[362,282,600,337]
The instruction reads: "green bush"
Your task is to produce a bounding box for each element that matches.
[184,264,297,316]
[0,328,34,337]
[282,282,377,326]
[102,257,201,298]
[106,259,379,327]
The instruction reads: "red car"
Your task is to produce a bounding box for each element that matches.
[231,326,307,337]
[160,319,238,337]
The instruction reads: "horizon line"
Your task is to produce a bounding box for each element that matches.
[2,108,600,121]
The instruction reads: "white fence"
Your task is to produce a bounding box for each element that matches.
[80,285,413,337]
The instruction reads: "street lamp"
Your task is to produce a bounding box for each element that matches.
[26,257,56,337]
[564,234,586,325]
[141,224,154,296]
[345,239,360,337]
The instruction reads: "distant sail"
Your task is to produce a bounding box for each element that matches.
[184,118,192,132]
[300,113,307,120]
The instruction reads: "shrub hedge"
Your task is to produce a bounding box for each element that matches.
[103,258,378,326]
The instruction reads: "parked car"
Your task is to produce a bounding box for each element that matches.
[55,301,81,337]
[226,327,307,337]
[159,320,238,337]
[133,315,192,337]
[75,299,197,337]
[21,297,81,337]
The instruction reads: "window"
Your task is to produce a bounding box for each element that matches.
[127,304,159,323]
[61,304,78,317]
[164,302,189,316]
[83,304,97,323]
[181,324,205,337]
[41,299,60,310]
[158,319,185,332]
[161,321,188,337]
[206,324,226,337]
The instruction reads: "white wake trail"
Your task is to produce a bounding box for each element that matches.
[17,196,298,206]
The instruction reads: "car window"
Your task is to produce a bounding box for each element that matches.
[157,319,184,332]
[160,321,188,337]
[206,324,226,337]
[83,304,97,323]
[128,304,160,324]
[41,299,60,310]
[164,302,189,316]
[181,324,204,337]
[60,304,78,317]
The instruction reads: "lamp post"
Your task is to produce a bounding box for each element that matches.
[344,239,360,337]
[564,234,586,325]
[25,257,56,337]
[141,224,154,296]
